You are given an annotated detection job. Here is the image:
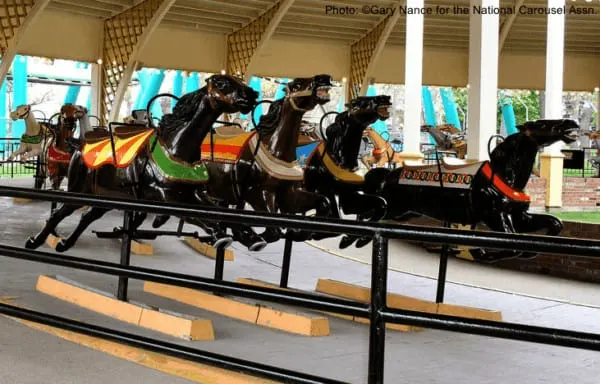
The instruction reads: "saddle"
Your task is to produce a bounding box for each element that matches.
[200,127,255,164]
[81,126,154,169]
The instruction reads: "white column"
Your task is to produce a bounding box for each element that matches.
[402,0,424,155]
[544,0,565,154]
[466,0,499,161]
[90,63,103,120]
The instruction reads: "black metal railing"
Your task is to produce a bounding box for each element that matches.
[1,185,600,383]
[0,138,40,178]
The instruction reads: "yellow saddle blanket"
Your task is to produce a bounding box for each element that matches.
[82,129,154,169]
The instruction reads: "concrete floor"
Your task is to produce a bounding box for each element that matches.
[1,176,600,383]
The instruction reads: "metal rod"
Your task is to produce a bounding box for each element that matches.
[280,233,293,288]
[0,303,347,384]
[381,307,600,352]
[2,186,600,257]
[367,234,388,384]
[0,244,369,318]
[436,220,451,303]
[214,246,225,281]
[117,211,133,301]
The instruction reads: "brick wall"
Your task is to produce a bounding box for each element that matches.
[526,176,600,208]
[493,221,600,283]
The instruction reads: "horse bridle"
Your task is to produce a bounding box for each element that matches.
[286,84,315,112]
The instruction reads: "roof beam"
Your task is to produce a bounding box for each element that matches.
[99,0,176,124]
[348,3,401,99]
[0,0,51,86]
[226,0,296,80]
[499,0,525,52]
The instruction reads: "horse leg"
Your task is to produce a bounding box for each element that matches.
[510,212,563,259]
[309,191,341,242]
[6,145,26,162]
[25,203,80,249]
[55,207,110,252]
[245,188,283,244]
[471,212,522,263]
[278,188,331,242]
[182,216,233,249]
[338,193,388,249]
[152,214,170,228]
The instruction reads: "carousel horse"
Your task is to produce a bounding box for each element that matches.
[297,95,392,248]
[361,127,404,168]
[363,118,579,262]
[25,75,259,252]
[44,104,81,190]
[421,124,467,159]
[184,74,334,246]
[4,104,55,188]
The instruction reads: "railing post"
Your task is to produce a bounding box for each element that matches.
[368,233,388,384]
[280,232,293,288]
[435,221,451,303]
[117,210,133,301]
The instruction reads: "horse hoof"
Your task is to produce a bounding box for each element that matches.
[152,215,168,229]
[25,237,41,249]
[55,240,69,253]
[355,237,372,248]
[249,240,268,252]
[214,236,233,249]
[339,236,355,249]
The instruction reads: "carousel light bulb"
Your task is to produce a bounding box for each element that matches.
[96,58,103,64]
[466,84,470,89]
[342,77,347,83]
[220,69,226,75]
[595,86,600,92]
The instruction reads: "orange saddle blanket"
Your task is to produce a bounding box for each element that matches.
[200,128,255,164]
[81,129,154,169]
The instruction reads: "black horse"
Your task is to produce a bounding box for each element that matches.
[25,74,259,252]
[300,95,391,248]
[364,118,580,262]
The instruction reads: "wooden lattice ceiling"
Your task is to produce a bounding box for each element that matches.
[46,0,600,55]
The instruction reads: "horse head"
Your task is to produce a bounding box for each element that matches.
[9,104,31,121]
[205,74,258,115]
[517,118,579,147]
[347,95,392,125]
[284,74,332,111]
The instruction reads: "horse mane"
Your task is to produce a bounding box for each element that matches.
[325,111,363,169]
[255,98,284,135]
[158,86,208,137]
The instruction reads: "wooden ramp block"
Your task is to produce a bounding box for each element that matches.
[316,279,502,322]
[46,234,63,249]
[12,197,33,203]
[131,240,153,256]
[36,275,214,340]
[144,281,329,337]
[237,278,421,333]
[182,237,234,261]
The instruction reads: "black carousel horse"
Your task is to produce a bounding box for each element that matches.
[176,74,335,246]
[363,118,580,262]
[296,95,391,248]
[25,74,259,252]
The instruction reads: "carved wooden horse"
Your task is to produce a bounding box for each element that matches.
[298,95,392,248]
[191,74,334,246]
[43,104,81,190]
[361,127,404,168]
[25,75,259,252]
[6,104,54,162]
[421,124,467,159]
[364,119,580,262]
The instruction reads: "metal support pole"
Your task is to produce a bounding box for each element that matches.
[435,221,451,303]
[367,234,388,384]
[117,211,133,301]
[280,233,293,288]
[214,246,225,281]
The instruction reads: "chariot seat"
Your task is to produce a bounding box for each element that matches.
[402,160,434,171]
[441,157,481,170]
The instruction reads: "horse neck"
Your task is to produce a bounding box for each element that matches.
[367,129,388,149]
[24,113,40,135]
[427,128,448,145]
[330,114,370,169]
[264,100,306,162]
[489,133,538,190]
[78,114,92,139]
[165,97,220,163]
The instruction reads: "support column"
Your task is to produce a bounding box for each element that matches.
[539,0,566,208]
[400,0,425,161]
[0,79,6,137]
[466,0,500,161]
[12,55,28,138]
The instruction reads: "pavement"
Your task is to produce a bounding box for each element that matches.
[1,176,600,384]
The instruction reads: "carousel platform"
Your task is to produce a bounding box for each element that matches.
[0,177,599,383]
